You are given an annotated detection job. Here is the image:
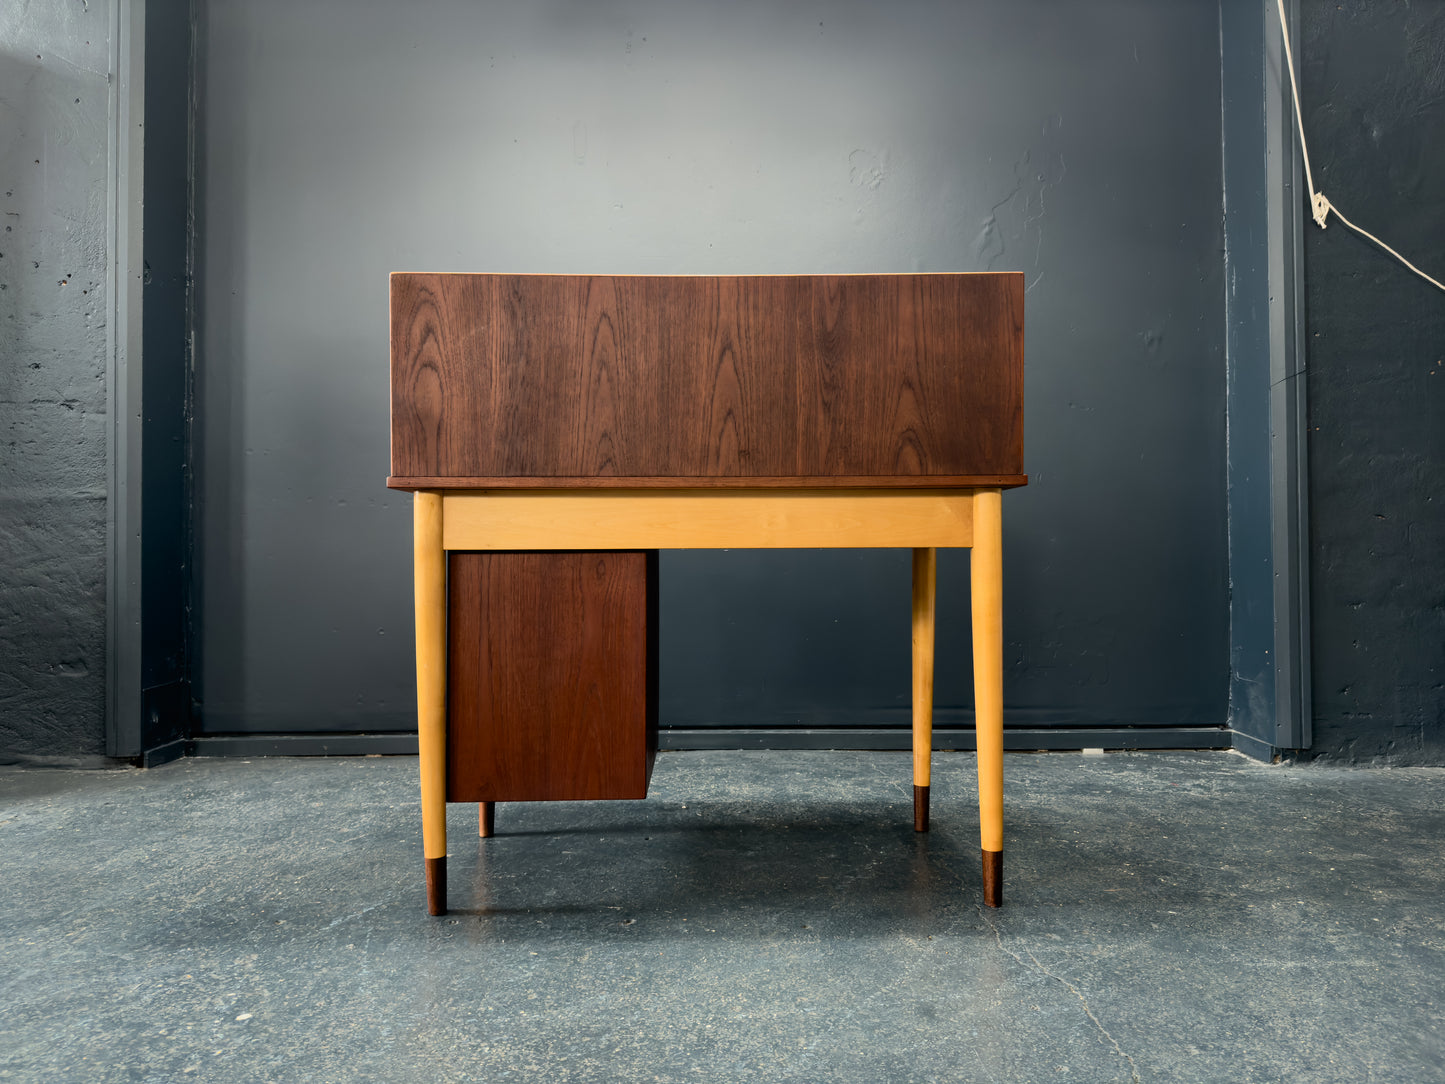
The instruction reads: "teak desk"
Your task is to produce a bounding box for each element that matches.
[388,273,1026,916]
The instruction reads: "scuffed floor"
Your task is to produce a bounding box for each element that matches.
[1,750,1441,1082]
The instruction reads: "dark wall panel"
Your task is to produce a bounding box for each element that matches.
[1301,1,1445,764]
[139,0,195,753]
[1220,0,1277,746]
[194,0,1229,735]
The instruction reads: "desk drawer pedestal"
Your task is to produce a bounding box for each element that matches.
[445,550,659,803]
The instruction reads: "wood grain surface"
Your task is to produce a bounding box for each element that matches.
[439,489,975,551]
[446,551,658,802]
[387,474,1026,490]
[390,274,1023,486]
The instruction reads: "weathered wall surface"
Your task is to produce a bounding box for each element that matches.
[1301,0,1445,763]
[0,1,112,761]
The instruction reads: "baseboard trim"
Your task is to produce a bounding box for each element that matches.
[184,726,1234,758]
[188,733,421,757]
[1230,729,1279,763]
[660,727,1234,751]
[0,752,136,770]
[141,738,188,768]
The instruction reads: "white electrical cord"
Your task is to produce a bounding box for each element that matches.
[1276,0,1445,294]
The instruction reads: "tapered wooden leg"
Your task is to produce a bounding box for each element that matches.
[415,491,448,916]
[971,489,1004,907]
[479,801,495,838]
[912,547,937,832]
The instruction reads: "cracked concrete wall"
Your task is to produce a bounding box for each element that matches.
[1301,1,1445,764]
[0,1,112,760]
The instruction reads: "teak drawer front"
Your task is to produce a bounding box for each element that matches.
[446,551,658,802]
[390,272,1024,486]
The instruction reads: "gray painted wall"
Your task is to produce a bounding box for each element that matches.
[1301,0,1445,764]
[194,0,1231,737]
[0,1,112,761]
[6,1,1434,764]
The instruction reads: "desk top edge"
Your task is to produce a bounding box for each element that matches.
[387,475,1028,492]
[389,270,1026,281]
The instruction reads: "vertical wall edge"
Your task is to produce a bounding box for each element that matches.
[1265,0,1312,752]
[106,0,147,759]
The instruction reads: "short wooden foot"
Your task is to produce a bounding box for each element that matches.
[426,855,447,916]
[982,849,1002,908]
[479,801,495,838]
[913,784,930,832]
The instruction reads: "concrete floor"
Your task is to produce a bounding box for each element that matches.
[1,750,1442,1083]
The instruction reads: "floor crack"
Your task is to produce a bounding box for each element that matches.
[864,753,910,799]
[978,907,1141,1083]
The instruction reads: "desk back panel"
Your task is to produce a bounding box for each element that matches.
[389,273,1023,488]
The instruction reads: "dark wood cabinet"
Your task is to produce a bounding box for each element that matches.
[446,551,658,802]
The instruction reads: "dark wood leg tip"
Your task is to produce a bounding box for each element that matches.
[913,784,930,832]
[479,801,495,838]
[425,855,447,916]
[982,849,1002,908]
